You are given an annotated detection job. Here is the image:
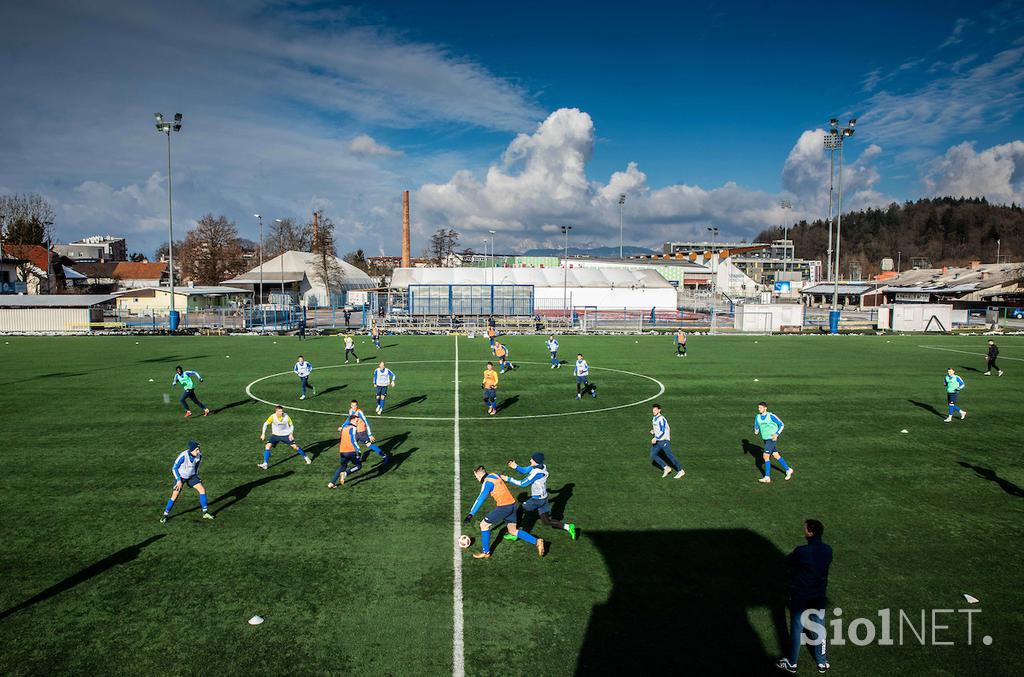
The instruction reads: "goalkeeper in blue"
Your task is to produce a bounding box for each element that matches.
[546,335,561,369]
[943,367,967,423]
[294,356,315,400]
[161,440,214,522]
[650,404,685,478]
[755,401,793,484]
[372,361,396,414]
[501,453,577,540]
[258,405,310,469]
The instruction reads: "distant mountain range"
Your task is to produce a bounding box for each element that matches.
[520,245,658,258]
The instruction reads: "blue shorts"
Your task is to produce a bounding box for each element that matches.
[522,497,551,514]
[356,431,371,444]
[763,439,778,454]
[484,503,517,526]
[483,388,496,400]
[174,475,202,489]
[375,386,389,397]
[947,392,958,404]
[267,434,293,447]
[576,375,589,384]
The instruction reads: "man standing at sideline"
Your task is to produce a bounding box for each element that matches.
[985,340,1003,376]
[776,519,832,675]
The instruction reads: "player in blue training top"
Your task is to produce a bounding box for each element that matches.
[574,353,596,400]
[755,401,794,484]
[161,440,214,522]
[650,404,685,479]
[328,415,363,488]
[372,361,396,414]
[546,335,561,369]
[347,399,390,462]
[294,355,315,400]
[463,465,545,559]
[943,367,967,423]
[172,366,210,417]
[501,452,577,540]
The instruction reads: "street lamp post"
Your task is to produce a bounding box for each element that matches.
[488,230,496,286]
[274,219,286,305]
[561,225,572,320]
[155,113,182,329]
[829,118,856,334]
[254,214,264,306]
[707,227,719,335]
[618,194,626,259]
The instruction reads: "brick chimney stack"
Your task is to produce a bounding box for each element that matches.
[402,191,411,268]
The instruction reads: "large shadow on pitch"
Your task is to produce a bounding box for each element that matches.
[388,394,427,411]
[303,438,340,463]
[496,395,520,412]
[959,462,1024,498]
[740,438,786,476]
[909,399,944,418]
[576,529,787,676]
[171,472,294,519]
[346,448,419,487]
[0,534,167,622]
[318,384,348,396]
[211,398,255,415]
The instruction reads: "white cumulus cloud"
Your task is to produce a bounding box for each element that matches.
[924,140,1024,204]
[348,134,403,157]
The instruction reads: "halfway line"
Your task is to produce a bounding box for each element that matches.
[452,336,465,677]
[917,344,1024,362]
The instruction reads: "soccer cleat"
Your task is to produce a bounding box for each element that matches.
[257,462,268,470]
[817,662,831,674]
[661,466,672,478]
[300,394,306,400]
[567,523,577,540]
[536,538,546,558]
[984,371,991,376]
[203,409,210,417]
[998,370,1004,376]
[356,358,360,363]
[184,411,192,418]
[304,456,312,465]
[576,394,582,400]
[472,552,491,559]
[489,408,496,416]
[338,471,348,485]
[775,658,797,674]
[344,360,349,364]
[960,410,967,420]
[503,533,519,542]
[312,386,317,394]
[327,482,337,489]
[785,468,794,481]
[203,512,214,520]
[674,469,686,479]
[943,415,953,423]
[160,515,167,523]
[758,477,772,483]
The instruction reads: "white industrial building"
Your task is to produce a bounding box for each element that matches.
[390,266,678,313]
[0,295,115,332]
[223,251,377,307]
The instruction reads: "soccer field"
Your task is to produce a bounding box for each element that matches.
[0,333,1021,676]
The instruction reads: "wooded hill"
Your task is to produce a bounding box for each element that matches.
[757,197,1024,275]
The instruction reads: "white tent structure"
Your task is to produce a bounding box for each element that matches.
[390,266,677,312]
[224,251,376,306]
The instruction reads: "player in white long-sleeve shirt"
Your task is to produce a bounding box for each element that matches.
[161,440,214,522]
[546,336,561,369]
[501,452,577,540]
[372,362,396,414]
[294,356,315,400]
[258,405,310,469]
[574,354,596,400]
[650,404,684,478]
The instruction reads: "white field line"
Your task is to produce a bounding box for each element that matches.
[917,345,1024,362]
[452,336,465,677]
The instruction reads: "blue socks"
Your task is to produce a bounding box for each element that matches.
[296,447,307,458]
[199,493,208,511]
[764,460,771,478]
[949,404,960,415]
[263,449,271,464]
[368,444,387,459]
[481,530,491,553]
[516,530,538,545]
[777,456,791,472]
[164,498,175,514]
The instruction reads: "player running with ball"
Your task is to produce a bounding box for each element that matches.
[328,415,364,488]
[464,465,545,559]
[755,401,793,484]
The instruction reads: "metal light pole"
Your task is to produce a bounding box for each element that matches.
[488,229,496,286]
[274,219,286,305]
[779,199,792,272]
[44,220,54,293]
[254,214,264,306]
[618,194,626,259]
[561,225,572,318]
[707,226,718,335]
[829,118,856,333]
[155,113,182,329]
[824,119,839,282]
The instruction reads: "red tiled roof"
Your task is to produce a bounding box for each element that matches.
[2,243,50,271]
[112,262,167,280]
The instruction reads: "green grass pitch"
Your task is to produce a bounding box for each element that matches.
[0,333,1021,675]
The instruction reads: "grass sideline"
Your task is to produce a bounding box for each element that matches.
[0,333,1021,676]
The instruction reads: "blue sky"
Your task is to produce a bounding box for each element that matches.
[1,0,1022,256]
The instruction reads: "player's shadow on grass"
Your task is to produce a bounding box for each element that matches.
[740,439,787,476]
[908,399,945,418]
[137,355,208,364]
[958,462,1024,498]
[515,483,576,533]
[211,398,255,415]
[303,439,340,463]
[318,384,348,396]
[173,472,295,518]
[497,395,519,412]
[576,529,788,675]
[0,534,167,622]
[346,448,419,487]
[388,395,428,411]
[958,365,983,373]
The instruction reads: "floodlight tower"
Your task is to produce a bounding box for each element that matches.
[254,214,264,305]
[155,112,182,329]
[823,119,839,282]
[829,118,857,334]
[618,194,626,259]
[707,226,719,335]
[561,225,572,318]
[274,219,286,303]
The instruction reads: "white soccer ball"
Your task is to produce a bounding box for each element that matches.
[458,534,472,549]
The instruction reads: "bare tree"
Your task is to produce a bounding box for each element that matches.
[429,228,460,265]
[266,217,312,257]
[0,193,56,245]
[310,213,344,304]
[178,214,247,285]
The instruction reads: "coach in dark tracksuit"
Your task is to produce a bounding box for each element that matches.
[777,519,833,674]
[985,340,1003,376]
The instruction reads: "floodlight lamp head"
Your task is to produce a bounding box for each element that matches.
[829,118,838,128]
[172,124,181,132]
[254,213,261,218]
[155,113,163,122]
[618,194,626,204]
[274,218,283,223]
[848,118,856,127]
[174,113,182,122]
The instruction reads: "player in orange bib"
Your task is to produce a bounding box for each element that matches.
[675,329,687,357]
[487,326,497,353]
[482,363,499,416]
[328,415,363,488]
[463,465,544,559]
[494,341,515,373]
